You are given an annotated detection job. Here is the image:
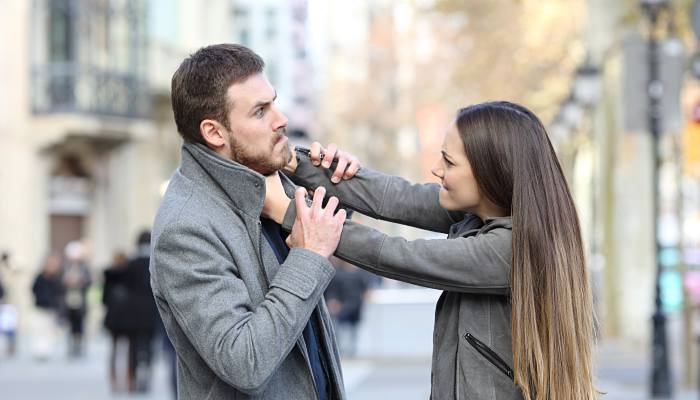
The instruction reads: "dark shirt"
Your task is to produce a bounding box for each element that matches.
[260,217,331,400]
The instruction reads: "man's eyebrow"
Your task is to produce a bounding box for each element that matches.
[249,91,278,112]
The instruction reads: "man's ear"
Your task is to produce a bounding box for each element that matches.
[200,119,227,149]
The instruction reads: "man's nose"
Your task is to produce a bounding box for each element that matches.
[272,107,288,131]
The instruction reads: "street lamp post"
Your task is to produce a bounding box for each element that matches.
[641,0,672,397]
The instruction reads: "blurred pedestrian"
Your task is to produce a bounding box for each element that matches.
[157,318,177,399]
[325,257,371,358]
[264,101,597,400]
[102,251,132,392]
[0,252,18,357]
[124,230,159,393]
[60,240,91,358]
[31,253,62,360]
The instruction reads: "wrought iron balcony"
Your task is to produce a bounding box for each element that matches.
[31,63,150,118]
[30,0,150,119]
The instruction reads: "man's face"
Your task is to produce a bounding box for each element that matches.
[222,73,291,175]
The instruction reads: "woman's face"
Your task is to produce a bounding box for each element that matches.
[430,123,483,212]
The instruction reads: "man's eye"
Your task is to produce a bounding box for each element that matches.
[255,108,265,118]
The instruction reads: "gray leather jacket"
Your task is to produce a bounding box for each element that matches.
[284,149,523,400]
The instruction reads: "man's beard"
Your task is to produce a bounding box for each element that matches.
[228,130,292,176]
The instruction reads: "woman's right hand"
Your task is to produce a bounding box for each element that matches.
[308,142,362,184]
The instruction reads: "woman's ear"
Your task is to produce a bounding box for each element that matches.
[200,119,227,149]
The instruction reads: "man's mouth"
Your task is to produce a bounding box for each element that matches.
[274,135,288,145]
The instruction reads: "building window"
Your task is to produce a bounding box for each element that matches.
[31,0,150,118]
[267,63,278,86]
[233,6,250,45]
[265,7,277,40]
[239,29,250,46]
[48,0,74,63]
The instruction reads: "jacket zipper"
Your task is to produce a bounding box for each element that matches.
[464,332,514,381]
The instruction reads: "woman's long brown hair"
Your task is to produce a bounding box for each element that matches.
[456,102,596,400]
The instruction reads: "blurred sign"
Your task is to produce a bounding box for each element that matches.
[684,270,700,306]
[661,270,684,311]
[622,35,684,133]
[683,108,700,177]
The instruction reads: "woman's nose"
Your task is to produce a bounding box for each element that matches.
[430,160,443,179]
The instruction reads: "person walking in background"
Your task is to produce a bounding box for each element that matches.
[60,240,91,358]
[0,252,18,358]
[124,230,159,393]
[324,257,371,358]
[31,253,62,361]
[264,101,597,400]
[102,251,132,392]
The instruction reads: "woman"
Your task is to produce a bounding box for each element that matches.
[31,253,62,360]
[264,101,596,400]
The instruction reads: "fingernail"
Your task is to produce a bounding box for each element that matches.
[331,177,340,183]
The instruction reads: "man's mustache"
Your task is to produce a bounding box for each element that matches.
[273,128,287,143]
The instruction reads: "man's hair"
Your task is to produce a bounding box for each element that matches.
[171,44,265,143]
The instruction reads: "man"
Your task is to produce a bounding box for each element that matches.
[150,44,349,400]
[124,231,159,393]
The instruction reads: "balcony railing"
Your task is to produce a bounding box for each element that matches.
[30,0,150,119]
[31,63,151,118]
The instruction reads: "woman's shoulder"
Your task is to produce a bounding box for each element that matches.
[481,217,512,232]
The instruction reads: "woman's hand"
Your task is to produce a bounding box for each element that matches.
[262,173,292,224]
[309,142,361,184]
[284,141,361,184]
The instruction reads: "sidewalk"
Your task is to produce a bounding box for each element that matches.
[596,339,699,400]
[3,331,700,399]
[0,333,432,400]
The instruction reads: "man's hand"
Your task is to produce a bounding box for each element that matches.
[262,173,291,224]
[309,142,361,184]
[286,187,345,259]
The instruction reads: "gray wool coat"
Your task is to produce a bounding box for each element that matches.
[150,143,346,400]
[284,150,524,400]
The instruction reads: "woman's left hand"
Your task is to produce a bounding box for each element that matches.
[262,173,292,224]
[309,142,361,184]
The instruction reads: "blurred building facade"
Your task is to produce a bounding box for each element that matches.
[0,0,315,333]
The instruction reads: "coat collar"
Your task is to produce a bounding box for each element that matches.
[180,143,295,220]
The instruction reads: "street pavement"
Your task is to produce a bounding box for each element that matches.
[0,333,431,400]
[2,333,700,399]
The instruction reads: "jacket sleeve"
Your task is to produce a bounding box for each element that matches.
[286,150,464,234]
[283,206,512,295]
[151,217,334,394]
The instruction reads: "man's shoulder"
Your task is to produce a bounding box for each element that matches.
[153,191,249,252]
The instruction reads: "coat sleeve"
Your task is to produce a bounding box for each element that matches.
[283,206,512,295]
[286,150,464,234]
[151,217,334,394]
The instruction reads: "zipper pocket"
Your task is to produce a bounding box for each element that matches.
[464,332,514,381]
